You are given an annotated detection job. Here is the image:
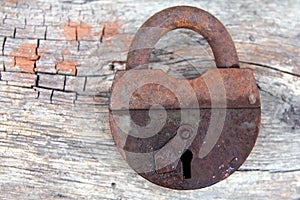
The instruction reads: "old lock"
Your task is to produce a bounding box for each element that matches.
[109,6,261,190]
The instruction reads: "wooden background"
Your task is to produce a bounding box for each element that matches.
[0,0,299,199]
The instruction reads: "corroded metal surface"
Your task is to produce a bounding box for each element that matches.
[109,6,261,190]
[110,108,260,189]
[110,68,260,110]
[126,6,239,69]
[109,68,261,189]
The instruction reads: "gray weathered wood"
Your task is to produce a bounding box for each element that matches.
[0,0,299,199]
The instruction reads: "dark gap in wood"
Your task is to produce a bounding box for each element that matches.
[35,39,40,64]
[36,71,78,77]
[33,40,39,79]
[28,38,100,42]
[50,89,54,104]
[44,26,47,40]
[238,168,300,173]
[59,178,86,184]
[35,75,40,87]
[35,89,40,99]
[95,92,110,98]
[77,41,80,51]
[63,75,67,91]
[4,71,33,75]
[152,49,174,56]
[256,83,261,90]
[164,58,199,65]
[77,92,109,98]
[13,28,16,38]
[36,39,40,50]
[271,168,300,173]
[74,65,78,76]
[11,36,47,40]
[75,26,78,41]
[259,88,276,98]
[2,36,6,56]
[100,25,105,43]
[109,62,114,70]
[83,76,87,91]
[0,165,42,173]
[2,83,32,89]
[237,168,270,172]
[35,85,77,94]
[76,74,114,78]
[74,92,78,102]
[53,194,69,199]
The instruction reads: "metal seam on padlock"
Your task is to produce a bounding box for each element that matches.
[109,6,261,190]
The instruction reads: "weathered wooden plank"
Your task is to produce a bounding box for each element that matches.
[0,0,299,199]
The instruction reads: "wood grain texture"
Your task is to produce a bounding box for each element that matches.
[0,0,299,199]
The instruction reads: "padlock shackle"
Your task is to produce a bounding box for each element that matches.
[126,6,239,70]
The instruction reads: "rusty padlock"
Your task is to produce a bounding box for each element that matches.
[109,6,261,190]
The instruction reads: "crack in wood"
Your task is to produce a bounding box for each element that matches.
[12,27,16,38]
[238,168,300,173]
[240,61,300,77]
[2,36,6,56]
[100,25,105,43]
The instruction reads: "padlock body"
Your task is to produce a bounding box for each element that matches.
[109,68,261,189]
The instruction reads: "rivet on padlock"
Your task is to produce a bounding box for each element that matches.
[109,6,261,190]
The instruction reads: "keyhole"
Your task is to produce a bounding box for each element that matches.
[180,150,193,179]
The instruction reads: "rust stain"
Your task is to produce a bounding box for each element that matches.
[64,25,76,41]
[14,57,35,73]
[9,43,39,73]
[10,44,39,61]
[65,20,93,40]
[57,60,77,75]
[62,48,71,56]
[77,23,92,40]
[64,20,120,41]
[69,20,79,27]
[4,0,23,3]
[101,22,121,38]
[58,47,77,75]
